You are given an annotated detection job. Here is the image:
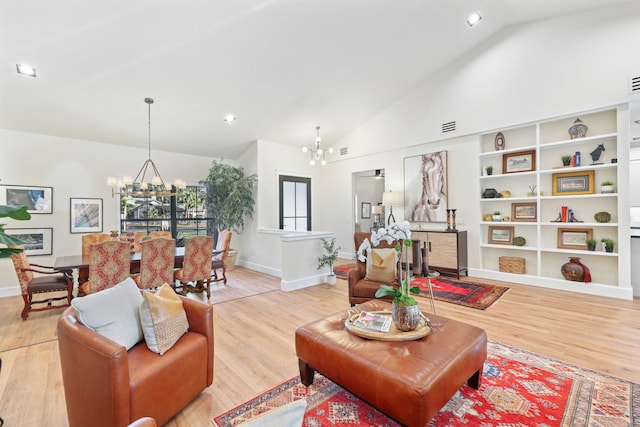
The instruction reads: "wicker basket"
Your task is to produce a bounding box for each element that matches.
[499,256,525,274]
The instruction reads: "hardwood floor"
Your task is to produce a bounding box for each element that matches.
[1,264,639,426]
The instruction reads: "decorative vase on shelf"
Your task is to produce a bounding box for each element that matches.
[568,118,588,139]
[561,257,592,283]
[391,302,421,332]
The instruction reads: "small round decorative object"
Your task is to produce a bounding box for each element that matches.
[502,216,510,222]
[494,132,506,150]
[568,118,588,139]
[594,211,611,223]
[483,213,493,222]
[391,302,421,332]
[482,188,498,198]
[561,257,591,282]
[500,190,511,198]
[513,236,526,246]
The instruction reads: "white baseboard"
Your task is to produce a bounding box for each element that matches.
[280,274,327,292]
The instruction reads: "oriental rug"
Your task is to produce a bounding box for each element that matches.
[411,276,509,310]
[333,263,354,279]
[213,341,639,427]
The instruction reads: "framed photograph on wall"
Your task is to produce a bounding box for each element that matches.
[488,225,514,245]
[403,150,448,222]
[511,202,537,222]
[70,198,103,234]
[361,202,371,219]
[557,228,593,250]
[552,170,595,196]
[0,185,53,214]
[502,150,536,174]
[4,228,53,256]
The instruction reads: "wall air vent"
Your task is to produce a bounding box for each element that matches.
[630,75,640,94]
[441,121,456,134]
[340,147,349,156]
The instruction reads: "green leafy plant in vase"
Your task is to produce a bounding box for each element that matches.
[0,205,31,258]
[586,239,597,251]
[485,165,493,176]
[562,155,572,166]
[317,237,341,285]
[357,221,421,332]
[601,238,615,253]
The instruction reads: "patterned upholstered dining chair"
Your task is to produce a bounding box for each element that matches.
[81,240,131,295]
[81,233,110,257]
[131,237,176,290]
[174,235,214,298]
[211,230,232,285]
[9,245,73,320]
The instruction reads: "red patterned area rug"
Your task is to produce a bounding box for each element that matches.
[411,276,509,310]
[212,341,639,426]
[333,263,355,279]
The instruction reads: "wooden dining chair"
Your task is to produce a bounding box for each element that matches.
[148,231,172,239]
[9,245,74,320]
[131,237,176,290]
[211,230,232,285]
[174,235,214,298]
[81,233,110,257]
[81,240,131,295]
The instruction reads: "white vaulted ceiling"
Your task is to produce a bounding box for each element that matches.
[0,0,633,159]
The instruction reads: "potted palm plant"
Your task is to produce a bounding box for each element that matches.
[201,160,258,269]
[317,237,341,285]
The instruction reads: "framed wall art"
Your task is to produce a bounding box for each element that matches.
[557,228,593,250]
[502,150,536,174]
[0,185,53,214]
[403,150,448,222]
[511,202,537,222]
[488,225,514,245]
[552,170,595,196]
[361,202,371,219]
[4,228,53,256]
[70,198,103,233]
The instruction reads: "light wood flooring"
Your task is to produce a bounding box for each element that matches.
[1,263,639,426]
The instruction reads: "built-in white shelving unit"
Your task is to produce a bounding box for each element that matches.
[476,107,632,299]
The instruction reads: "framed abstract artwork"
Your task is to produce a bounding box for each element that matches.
[4,228,53,256]
[403,150,448,222]
[70,198,103,233]
[361,202,371,219]
[0,185,53,214]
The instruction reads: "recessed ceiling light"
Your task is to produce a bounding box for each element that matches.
[223,114,237,124]
[16,64,36,77]
[466,12,482,27]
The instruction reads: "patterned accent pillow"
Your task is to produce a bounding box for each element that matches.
[365,248,397,283]
[139,283,189,355]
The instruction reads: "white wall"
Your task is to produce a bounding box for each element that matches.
[0,129,214,295]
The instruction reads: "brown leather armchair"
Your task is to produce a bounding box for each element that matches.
[348,231,401,306]
[57,296,214,427]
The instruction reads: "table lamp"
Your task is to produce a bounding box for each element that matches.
[382,191,404,225]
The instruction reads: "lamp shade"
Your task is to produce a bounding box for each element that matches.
[371,205,383,215]
[382,191,403,206]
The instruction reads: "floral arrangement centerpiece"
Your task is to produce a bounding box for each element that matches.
[356,221,422,331]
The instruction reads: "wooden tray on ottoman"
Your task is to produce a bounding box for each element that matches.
[344,310,431,341]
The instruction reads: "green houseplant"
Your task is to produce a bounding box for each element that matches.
[600,181,614,194]
[601,238,615,253]
[0,205,31,258]
[201,160,257,269]
[357,221,421,331]
[562,155,572,166]
[485,165,493,176]
[317,237,341,285]
[586,238,597,251]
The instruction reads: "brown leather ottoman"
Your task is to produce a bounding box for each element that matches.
[295,299,487,427]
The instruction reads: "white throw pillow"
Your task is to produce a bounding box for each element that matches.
[236,399,307,427]
[71,277,144,350]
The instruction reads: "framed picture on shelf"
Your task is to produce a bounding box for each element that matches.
[70,198,103,234]
[502,150,536,174]
[361,202,371,219]
[511,202,537,222]
[0,185,53,214]
[488,225,514,245]
[4,228,53,256]
[552,170,595,196]
[403,150,448,222]
[557,228,593,250]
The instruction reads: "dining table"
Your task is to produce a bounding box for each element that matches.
[53,247,221,289]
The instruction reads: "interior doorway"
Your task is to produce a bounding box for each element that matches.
[352,169,385,233]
